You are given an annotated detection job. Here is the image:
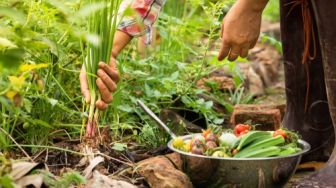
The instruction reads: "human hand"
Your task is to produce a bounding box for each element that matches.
[218,0,267,61]
[80,57,120,110]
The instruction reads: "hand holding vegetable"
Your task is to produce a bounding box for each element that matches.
[218,0,269,61]
[80,58,119,110]
[80,30,132,110]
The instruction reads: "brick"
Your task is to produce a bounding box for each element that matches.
[230,104,284,130]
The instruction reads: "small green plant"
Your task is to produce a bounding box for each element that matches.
[260,33,282,53]
[43,171,86,188]
[229,84,255,105]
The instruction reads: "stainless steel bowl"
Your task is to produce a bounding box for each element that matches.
[167,134,310,188]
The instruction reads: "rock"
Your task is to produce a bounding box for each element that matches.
[230,104,284,130]
[165,153,183,171]
[136,156,192,188]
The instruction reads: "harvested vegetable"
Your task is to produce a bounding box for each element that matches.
[218,132,238,148]
[206,141,217,149]
[273,129,287,139]
[234,124,251,136]
[172,125,303,158]
[83,0,121,138]
[172,137,185,149]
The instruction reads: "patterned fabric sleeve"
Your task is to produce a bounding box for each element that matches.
[118,0,166,44]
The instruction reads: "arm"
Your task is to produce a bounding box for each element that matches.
[80,0,166,110]
[218,0,269,61]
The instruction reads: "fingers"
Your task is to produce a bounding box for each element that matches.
[97,68,117,92]
[228,45,241,61]
[98,61,119,82]
[218,21,231,61]
[219,44,251,61]
[96,100,108,110]
[95,60,120,110]
[218,42,231,61]
[96,78,113,104]
[80,66,90,103]
[240,45,250,58]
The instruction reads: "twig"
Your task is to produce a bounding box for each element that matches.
[0,127,34,162]
[33,149,46,161]
[97,152,133,167]
[9,144,87,156]
[45,149,49,164]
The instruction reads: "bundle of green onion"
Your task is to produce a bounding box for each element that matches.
[84,0,121,138]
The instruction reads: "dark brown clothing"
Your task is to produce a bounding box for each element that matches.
[281,0,336,186]
[281,0,336,162]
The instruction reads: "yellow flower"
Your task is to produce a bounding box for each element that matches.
[8,75,25,91]
[19,63,49,72]
[5,90,17,100]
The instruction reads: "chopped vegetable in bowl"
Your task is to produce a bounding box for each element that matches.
[172,124,302,158]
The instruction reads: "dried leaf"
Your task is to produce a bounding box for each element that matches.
[83,156,104,179]
[9,162,39,181]
[16,174,43,188]
[86,171,137,188]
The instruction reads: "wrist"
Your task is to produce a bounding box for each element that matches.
[239,0,269,12]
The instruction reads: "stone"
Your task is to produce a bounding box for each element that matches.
[136,156,193,188]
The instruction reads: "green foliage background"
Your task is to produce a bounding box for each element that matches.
[0,0,280,152]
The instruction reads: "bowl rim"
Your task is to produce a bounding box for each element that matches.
[167,133,311,161]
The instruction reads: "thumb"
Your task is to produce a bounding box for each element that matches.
[218,19,230,61]
[80,65,91,103]
[109,56,118,71]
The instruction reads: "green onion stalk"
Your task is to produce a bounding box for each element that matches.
[84,0,121,138]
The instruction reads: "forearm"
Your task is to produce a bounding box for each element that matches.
[112,30,132,58]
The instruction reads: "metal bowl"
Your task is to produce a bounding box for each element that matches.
[167,134,310,188]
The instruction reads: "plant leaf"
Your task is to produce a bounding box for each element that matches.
[0,7,26,24]
[0,37,17,49]
[111,143,127,151]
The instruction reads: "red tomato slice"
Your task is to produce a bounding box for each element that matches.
[234,124,251,136]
